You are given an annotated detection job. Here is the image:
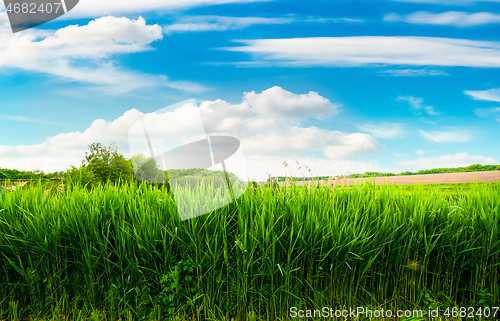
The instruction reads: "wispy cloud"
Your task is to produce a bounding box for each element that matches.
[419,129,472,142]
[164,15,363,34]
[56,0,270,19]
[474,107,500,121]
[357,123,403,139]
[223,36,500,68]
[0,15,207,93]
[380,69,449,77]
[384,11,500,27]
[397,96,441,116]
[415,150,427,154]
[465,88,500,102]
[0,114,58,124]
[164,16,292,34]
[303,17,364,23]
[397,152,496,170]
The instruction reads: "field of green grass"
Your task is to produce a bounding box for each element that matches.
[0,180,499,320]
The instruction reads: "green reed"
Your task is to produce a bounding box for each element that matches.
[0,179,499,320]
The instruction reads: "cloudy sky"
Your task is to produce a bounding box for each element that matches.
[1,0,499,180]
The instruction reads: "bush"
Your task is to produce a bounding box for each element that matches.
[64,165,96,189]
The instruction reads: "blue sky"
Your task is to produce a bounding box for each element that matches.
[1,0,500,180]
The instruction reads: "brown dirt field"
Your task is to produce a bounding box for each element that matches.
[263,171,500,187]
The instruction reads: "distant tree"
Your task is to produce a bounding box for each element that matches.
[130,153,165,184]
[111,155,135,181]
[496,165,500,171]
[85,142,118,165]
[64,165,96,188]
[65,142,137,186]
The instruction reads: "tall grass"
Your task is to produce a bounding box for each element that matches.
[0,180,499,320]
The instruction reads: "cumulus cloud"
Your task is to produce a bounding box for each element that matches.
[243,86,338,119]
[357,123,403,139]
[384,11,500,27]
[0,87,385,179]
[419,129,472,142]
[224,36,500,68]
[0,109,144,173]
[397,153,496,170]
[397,96,440,116]
[0,15,206,93]
[199,87,382,160]
[465,88,500,102]
[164,16,292,34]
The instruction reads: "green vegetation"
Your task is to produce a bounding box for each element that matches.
[1,142,239,190]
[273,163,500,182]
[0,168,63,181]
[0,180,499,320]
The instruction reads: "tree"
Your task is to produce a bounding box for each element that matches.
[66,142,137,186]
[85,142,118,165]
[64,165,96,188]
[130,153,165,184]
[111,154,135,181]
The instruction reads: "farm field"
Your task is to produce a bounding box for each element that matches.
[0,180,499,320]
[267,170,500,187]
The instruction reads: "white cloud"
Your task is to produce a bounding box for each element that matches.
[224,36,500,68]
[384,11,500,27]
[0,109,144,173]
[474,107,500,121]
[419,129,472,142]
[0,15,207,93]
[465,88,500,102]
[0,87,384,179]
[163,15,363,34]
[398,153,496,170]
[357,123,403,139]
[304,17,364,23]
[415,150,426,155]
[394,153,409,157]
[397,96,440,115]
[243,86,338,119]
[164,16,292,34]
[198,86,339,136]
[239,127,382,159]
[198,87,382,160]
[380,69,449,77]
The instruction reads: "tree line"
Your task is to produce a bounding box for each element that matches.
[271,163,500,182]
[1,142,238,189]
